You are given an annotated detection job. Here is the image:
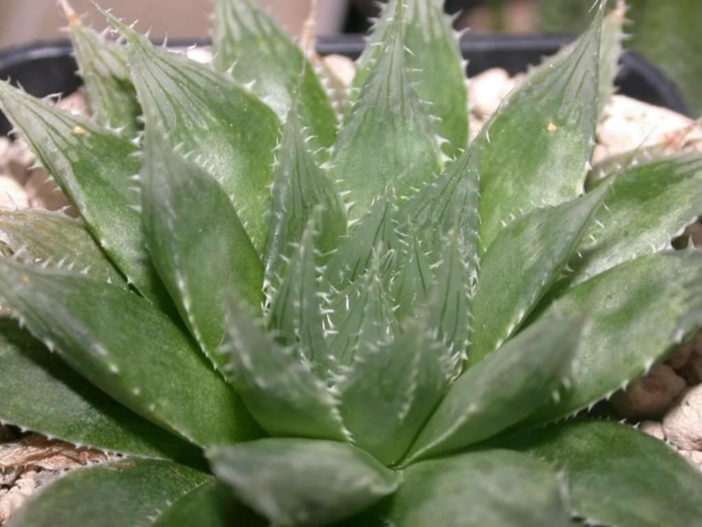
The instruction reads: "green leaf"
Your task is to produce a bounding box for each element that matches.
[220,298,349,441]
[327,253,399,370]
[0,81,168,308]
[208,438,401,527]
[474,6,603,251]
[264,108,346,290]
[140,128,263,367]
[469,185,608,364]
[267,220,329,376]
[0,258,259,447]
[212,0,337,150]
[324,194,399,290]
[404,313,584,464]
[64,6,141,136]
[598,1,626,116]
[331,1,441,221]
[404,0,469,155]
[383,449,569,526]
[0,209,123,286]
[107,12,280,251]
[0,319,193,460]
[7,459,210,527]
[530,251,702,423]
[395,150,481,326]
[337,314,454,465]
[513,420,702,527]
[350,0,469,156]
[152,481,264,527]
[565,154,702,287]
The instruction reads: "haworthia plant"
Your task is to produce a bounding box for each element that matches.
[0,1,700,525]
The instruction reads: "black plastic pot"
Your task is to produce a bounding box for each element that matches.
[0,34,689,136]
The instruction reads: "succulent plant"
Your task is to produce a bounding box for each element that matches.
[0,0,701,525]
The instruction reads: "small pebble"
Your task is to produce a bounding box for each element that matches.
[662,384,702,451]
[610,364,686,419]
[639,420,665,441]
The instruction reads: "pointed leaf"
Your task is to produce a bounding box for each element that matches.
[390,224,432,319]
[337,314,453,465]
[0,81,168,308]
[405,313,584,464]
[403,0,469,155]
[7,459,210,527]
[268,221,329,375]
[65,8,141,135]
[264,109,346,289]
[109,14,280,251]
[0,209,123,285]
[220,299,348,441]
[566,154,702,287]
[384,450,569,527]
[324,194,399,290]
[208,438,401,527]
[332,2,441,221]
[597,1,626,116]
[531,251,702,423]
[0,258,259,447]
[141,129,263,368]
[513,420,702,527]
[396,151,481,325]
[152,481,264,527]
[426,225,474,362]
[0,320,193,460]
[469,185,608,364]
[328,253,399,370]
[475,6,603,251]
[212,0,337,149]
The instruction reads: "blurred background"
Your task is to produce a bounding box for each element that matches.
[0,0,699,113]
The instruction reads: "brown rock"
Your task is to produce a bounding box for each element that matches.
[611,364,686,419]
[666,343,694,370]
[662,384,702,451]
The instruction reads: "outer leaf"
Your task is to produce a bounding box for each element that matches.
[64,4,141,135]
[337,314,453,465]
[531,251,702,423]
[350,0,469,156]
[404,313,584,464]
[331,1,441,221]
[141,129,263,367]
[404,0,469,155]
[7,459,210,527]
[152,481,264,527]
[0,81,167,307]
[108,13,280,251]
[469,185,608,364]
[565,154,702,287]
[513,420,702,527]
[383,450,569,527]
[268,221,329,374]
[598,0,626,115]
[0,320,192,460]
[212,0,337,149]
[220,298,349,441]
[0,258,259,447]
[0,209,123,285]
[475,6,603,251]
[208,438,401,527]
[264,108,346,289]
